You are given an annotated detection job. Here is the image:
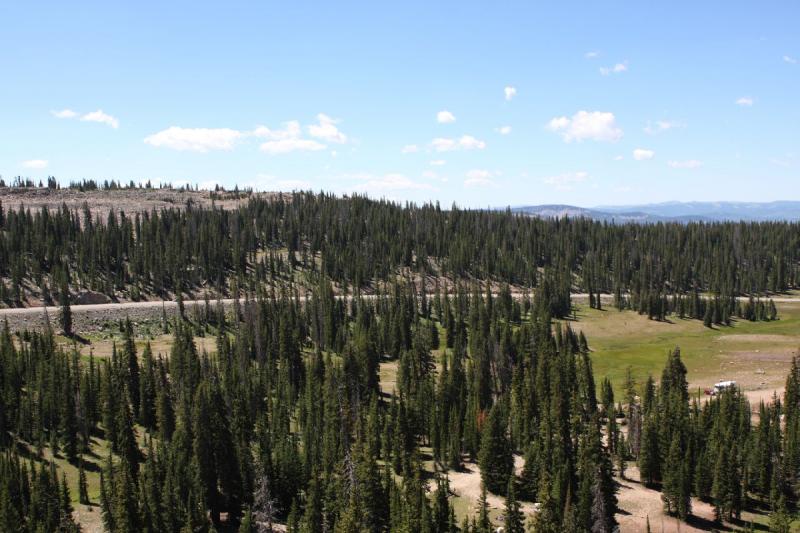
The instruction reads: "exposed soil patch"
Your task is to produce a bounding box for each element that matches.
[616,465,767,532]
[715,333,798,344]
[0,186,283,218]
[440,456,536,520]
[74,291,112,305]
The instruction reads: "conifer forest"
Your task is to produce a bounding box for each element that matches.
[1,186,799,532]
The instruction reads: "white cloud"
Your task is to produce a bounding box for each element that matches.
[543,171,589,191]
[464,169,496,187]
[255,118,332,154]
[81,109,119,129]
[585,51,599,59]
[260,138,326,154]
[769,158,792,168]
[633,148,655,161]
[613,155,624,161]
[736,96,754,106]
[437,110,456,123]
[547,111,623,143]
[253,121,302,140]
[430,159,446,166]
[307,113,347,144]
[504,86,517,101]
[51,109,78,119]
[458,135,486,150]
[600,62,627,75]
[144,127,243,152]
[354,173,435,194]
[401,144,419,154]
[496,125,512,135]
[431,138,456,151]
[784,55,797,64]
[644,120,682,135]
[21,159,48,169]
[431,135,486,152]
[52,107,119,128]
[668,159,703,169]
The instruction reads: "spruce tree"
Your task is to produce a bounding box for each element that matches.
[59,281,72,337]
[478,403,513,494]
[503,478,525,533]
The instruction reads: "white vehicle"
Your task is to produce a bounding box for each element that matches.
[710,380,737,395]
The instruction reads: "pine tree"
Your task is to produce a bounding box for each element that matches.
[476,482,492,533]
[590,470,611,533]
[662,433,690,519]
[478,403,513,494]
[638,415,660,486]
[59,281,72,336]
[78,460,89,504]
[503,478,525,533]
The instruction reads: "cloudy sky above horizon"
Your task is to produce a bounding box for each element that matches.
[1,1,798,207]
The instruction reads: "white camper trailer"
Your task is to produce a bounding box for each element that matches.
[711,380,737,395]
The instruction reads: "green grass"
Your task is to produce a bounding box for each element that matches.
[560,302,800,393]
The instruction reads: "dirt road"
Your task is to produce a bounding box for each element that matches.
[1,293,798,333]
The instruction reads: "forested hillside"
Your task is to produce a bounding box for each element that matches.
[1,187,799,532]
[1,282,798,531]
[0,189,797,314]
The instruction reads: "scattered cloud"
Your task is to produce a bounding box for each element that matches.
[21,159,48,169]
[768,157,793,168]
[644,120,682,135]
[613,155,624,161]
[585,51,599,59]
[543,171,589,191]
[736,96,754,106]
[547,111,622,142]
[600,62,627,76]
[784,55,797,64]
[52,108,119,128]
[436,110,456,123]
[430,160,446,166]
[401,144,420,154]
[496,126,512,135]
[464,169,497,187]
[144,127,243,152]
[354,173,436,194]
[51,109,78,119]
[431,135,486,152]
[307,113,347,143]
[431,138,456,152]
[504,86,517,101]
[81,109,119,129]
[633,148,655,161]
[255,118,336,154]
[254,121,302,140]
[668,159,703,169]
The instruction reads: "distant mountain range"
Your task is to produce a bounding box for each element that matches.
[509,201,800,222]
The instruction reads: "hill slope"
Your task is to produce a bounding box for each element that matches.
[511,200,800,222]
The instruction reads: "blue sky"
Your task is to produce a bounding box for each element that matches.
[1,1,798,207]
